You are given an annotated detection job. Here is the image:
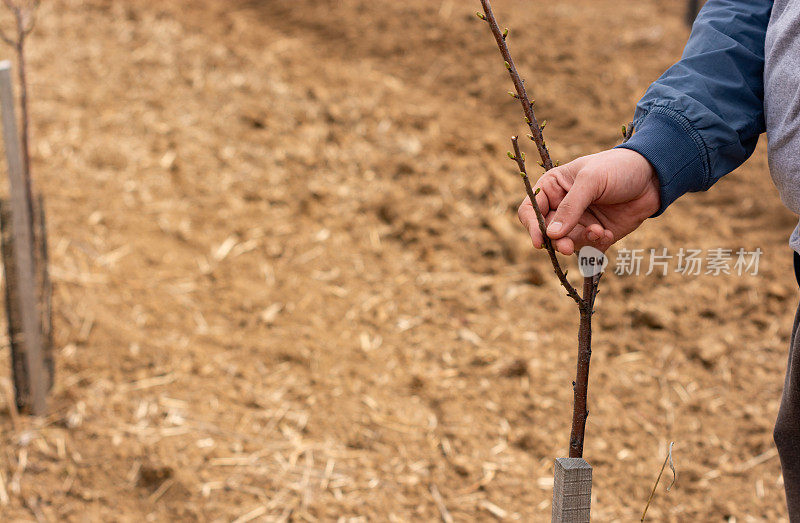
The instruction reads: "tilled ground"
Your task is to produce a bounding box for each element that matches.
[0,0,795,520]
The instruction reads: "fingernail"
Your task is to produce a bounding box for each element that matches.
[587,231,599,241]
[547,221,562,235]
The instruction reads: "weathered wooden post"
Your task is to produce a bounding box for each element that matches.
[0,60,47,415]
[552,458,592,523]
[1,193,53,411]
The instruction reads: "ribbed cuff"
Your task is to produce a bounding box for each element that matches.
[615,109,706,216]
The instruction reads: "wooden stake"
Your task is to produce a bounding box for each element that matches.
[1,196,54,407]
[552,458,592,523]
[0,60,46,415]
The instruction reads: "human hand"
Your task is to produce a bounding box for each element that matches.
[518,148,660,255]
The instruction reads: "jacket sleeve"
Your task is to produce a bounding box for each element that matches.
[616,0,773,214]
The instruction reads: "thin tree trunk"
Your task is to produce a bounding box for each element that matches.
[569,277,595,458]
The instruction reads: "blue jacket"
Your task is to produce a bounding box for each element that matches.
[617,0,774,214]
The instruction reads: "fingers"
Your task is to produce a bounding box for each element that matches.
[534,172,563,214]
[579,224,614,253]
[518,197,541,248]
[517,157,610,255]
[585,223,605,242]
[546,170,601,241]
[518,171,560,248]
[553,224,613,256]
[519,198,613,255]
[553,235,575,256]
[518,185,552,248]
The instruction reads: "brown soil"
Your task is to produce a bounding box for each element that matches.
[0,0,794,520]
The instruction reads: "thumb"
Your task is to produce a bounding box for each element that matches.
[546,171,599,239]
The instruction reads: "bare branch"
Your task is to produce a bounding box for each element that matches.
[479,0,607,461]
[22,12,35,36]
[0,1,39,40]
[0,0,40,196]
[510,136,585,308]
[622,120,635,142]
[21,1,38,36]
[589,272,601,310]
[479,0,553,170]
